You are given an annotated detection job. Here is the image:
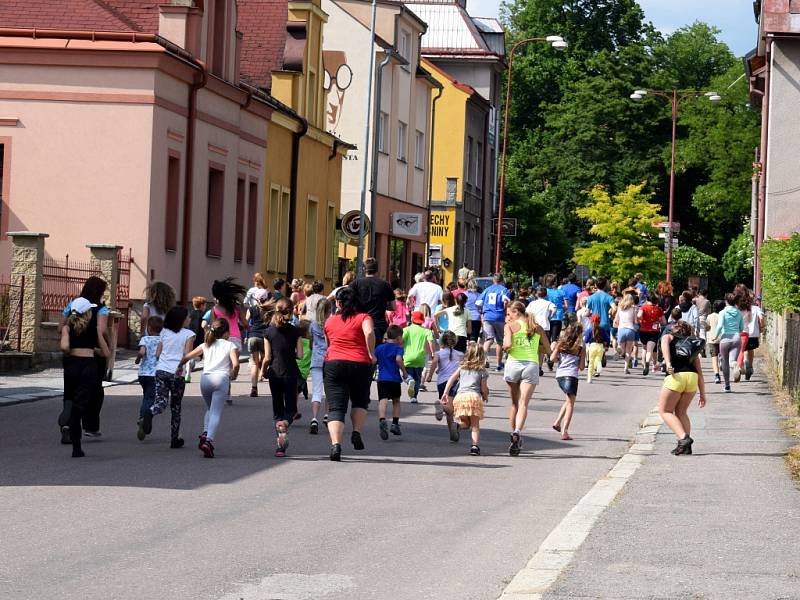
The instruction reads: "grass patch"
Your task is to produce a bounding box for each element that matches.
[765,360,800,482]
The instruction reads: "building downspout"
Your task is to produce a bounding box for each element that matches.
[478,109,490,275]
[426,81,444,268]
[286,117,309,285]
[179,59,207,306]
[754,35,772,298]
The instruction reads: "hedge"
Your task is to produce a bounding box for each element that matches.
[761,233,800,313]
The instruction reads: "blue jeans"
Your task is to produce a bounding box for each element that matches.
[138,375,155,419]
[406,366,423,393]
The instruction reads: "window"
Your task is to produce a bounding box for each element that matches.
[234,177,245,262]
[398,30,411,61]
[164,156,180,252]
[267,185,281,271]
[305,197,318,276]
[211,0,227,78]
[465,136,474,185]
[278,188,290,273]
[206,167,225,258]
[246,181,258,265]
[476,142,483,190]
[378,112,389,153]
[446,177,457,202]
[397,121,407,162]
[326,203,335,279]
[414,130,424,169]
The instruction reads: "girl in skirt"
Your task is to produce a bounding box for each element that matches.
[442,343,489,456]
[551,321,585,440]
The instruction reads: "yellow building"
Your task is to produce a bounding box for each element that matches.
[239,0,351,289]
[424,58,491,284]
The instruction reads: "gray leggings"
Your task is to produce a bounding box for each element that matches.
[719,335,740,385]
[201,372,230,441]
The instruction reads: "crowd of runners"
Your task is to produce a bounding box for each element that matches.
[57,263,763,460]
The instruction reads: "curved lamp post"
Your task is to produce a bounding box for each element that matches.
[629,89,721,283]
[494,35,567,274]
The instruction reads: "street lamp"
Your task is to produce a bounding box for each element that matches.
[629,88,721,283]
[494,35,568,274]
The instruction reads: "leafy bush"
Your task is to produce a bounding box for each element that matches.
[722,224,754,285]
[672,245,718,287]
[761,234,800,312]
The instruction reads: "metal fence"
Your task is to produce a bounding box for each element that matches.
[765,310,800,395]
[0,275,24,352]
[41,255,98,323]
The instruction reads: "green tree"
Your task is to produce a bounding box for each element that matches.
[722,224,754,285]
[572,183,665,281]
[671,245,718,289]
[760,234,800,313]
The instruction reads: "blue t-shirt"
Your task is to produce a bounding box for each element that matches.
[560,283,580,313]
[478,284,509,321]
[546,288,565,321]
[586,291,613,329]
[63,301,109,317]
[376,342,404,382]
[138,335,160,377]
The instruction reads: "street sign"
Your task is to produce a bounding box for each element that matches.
[654,220,681,232]
[664,239,679,250]
[492,217,517,237]
[341,210,370,239]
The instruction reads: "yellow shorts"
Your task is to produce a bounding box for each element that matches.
[663,371,698,394]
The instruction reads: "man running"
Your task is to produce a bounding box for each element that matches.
[477,273,510,371]
[586,277,613,335]
[408,270,443,312]
[349,258,395,344]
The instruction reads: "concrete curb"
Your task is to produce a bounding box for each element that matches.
[497,407,663,600]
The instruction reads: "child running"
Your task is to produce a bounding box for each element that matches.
[135,316,163,441]
[551,321,585,440]
[142,306,196,447]
[262,298,303,457]
[375,325,411,439]
[442,343,489,456]
[706,300,725,384]
[178,318,240,458]
[296,320,312,406]
[583,314,610,383]
[403,311,436,403]
[432,331,464,442]
[309,299,331,433]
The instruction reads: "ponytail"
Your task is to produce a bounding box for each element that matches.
[270,298,294,328]
[68,310,91,335]
[592,320,602,343]
[454,293,466,316]
[204,318,229,345]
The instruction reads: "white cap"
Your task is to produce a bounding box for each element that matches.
[71,297,97,314]
[254,288,269,301]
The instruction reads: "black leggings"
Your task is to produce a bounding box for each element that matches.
[468,320,481,342]
[269,375,298,424]
[63,357,99,451]
[548,320,562,343]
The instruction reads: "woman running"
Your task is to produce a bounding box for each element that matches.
[614,291,639,374]
[659,320,707,455]
[637,292,665,375]
[503,300,551,456]
[442,343,489,456]
[178,318,239,458]
[323,287,376,461]
[551,321,585,440]
[205,278,248,355]
[713,293,744,392]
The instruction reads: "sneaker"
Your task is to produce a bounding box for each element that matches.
[496,363,504,372]
[60,425,71,445]
[250,387,258,397]
[351,431,365,450]
[601,355,607,368]
[226,398,233,406]
[547,358,554,371]
[137,419,146,441]
[84,430,102,438]
[745,362,753,381]
[539,366,544,377]
[410,397,418,404]
[434,400,444,421]
[198,432,207,448]
[509,432,521,457]
[330,443,342,461]
[419,384,428,392]
[379,420,389,440]
[72,448,85,458]
[714,373,721,384]
[323,414,329,426]
[274,446,286,458]
[406,379,416,399]
[642,363,649,376]
[276,421,289,453]
[143,410,153,435]
[449,420,460,443]
[673,435,693,456]
[199,439,215,458]
[184,371,192,384]
[390,422,402,436]
[470,445,481,456]
[309,419,319,435]
[58,401,72,428]
[732,363,741,383]
[633,358,639,368]
[170,437,185,448]
[724,384,732,393]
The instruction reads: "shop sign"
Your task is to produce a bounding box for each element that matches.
[430,209,455,245]
[341,210,370,239]
[391,212,424,237]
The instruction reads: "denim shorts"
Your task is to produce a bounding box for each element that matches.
[617,327,637,344]
[556,376,579,396]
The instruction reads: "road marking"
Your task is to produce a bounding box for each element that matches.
[497,407,662,600]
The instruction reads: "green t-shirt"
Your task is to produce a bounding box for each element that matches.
[402,324,434,368]
[296,338,311,380]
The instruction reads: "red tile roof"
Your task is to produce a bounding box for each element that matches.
[0,0,161,33]
[237,0,288,90]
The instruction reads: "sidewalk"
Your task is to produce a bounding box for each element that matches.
[542,361,800,599]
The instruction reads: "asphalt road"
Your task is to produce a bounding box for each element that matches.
[1,358,660,600]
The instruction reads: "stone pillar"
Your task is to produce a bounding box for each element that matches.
[87,244,122,309]
[8,232,49,353]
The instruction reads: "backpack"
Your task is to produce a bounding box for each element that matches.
[674,335,705,362]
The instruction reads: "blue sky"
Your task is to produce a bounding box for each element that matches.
[468,0,757,57]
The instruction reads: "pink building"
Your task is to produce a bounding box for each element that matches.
[0,0,276,305]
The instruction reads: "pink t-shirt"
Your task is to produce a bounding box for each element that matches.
[386,305,408,327]
[213,306,242,339]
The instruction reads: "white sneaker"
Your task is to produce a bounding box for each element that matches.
[732,363,741,383]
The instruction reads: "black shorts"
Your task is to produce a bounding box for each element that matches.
[745,337,760,351]
[323,360,372,422]
[377,380,402,400]
[639,331,660,346]
[437,381,459,399]
[455,335,468,353]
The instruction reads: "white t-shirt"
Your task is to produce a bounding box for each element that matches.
[444,306,469,337]
[526,298,555,331]
[408,281,443,311]
[617,306,637,330]
[747,305,763,337]
[156,328,196,373]
[202,339,237,375]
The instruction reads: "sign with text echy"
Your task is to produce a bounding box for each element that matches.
[430,209,456,245]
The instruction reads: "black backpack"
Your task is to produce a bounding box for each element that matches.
[674,335,705,363]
